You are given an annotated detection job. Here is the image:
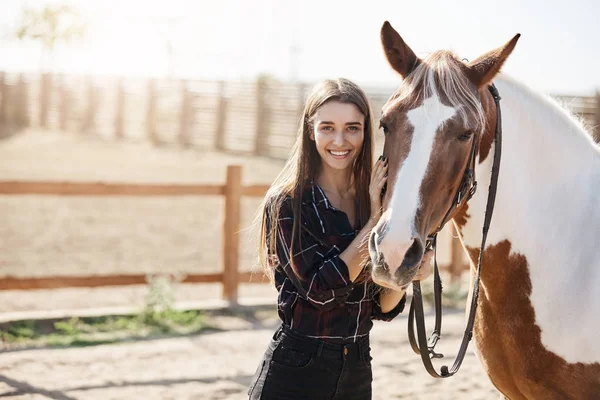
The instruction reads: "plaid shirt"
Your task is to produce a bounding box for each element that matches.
[267,184,406,343]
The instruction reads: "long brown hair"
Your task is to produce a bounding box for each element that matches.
[257,78,374,280]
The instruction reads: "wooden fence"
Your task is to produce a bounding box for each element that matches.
[0,166,268,303]
[0,165,468,303]
[0,72,598,152]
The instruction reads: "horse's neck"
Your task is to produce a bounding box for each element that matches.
[463,76,600,272]
[459,76,600,364]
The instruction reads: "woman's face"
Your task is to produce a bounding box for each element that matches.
[310,100,365,172]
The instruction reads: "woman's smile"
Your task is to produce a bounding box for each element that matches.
[327,149,352,159]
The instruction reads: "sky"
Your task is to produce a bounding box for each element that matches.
[0,0,599,95]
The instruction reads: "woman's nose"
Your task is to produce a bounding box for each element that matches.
[333,130,345,145]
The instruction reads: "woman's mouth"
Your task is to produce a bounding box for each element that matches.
[327,150,351,159]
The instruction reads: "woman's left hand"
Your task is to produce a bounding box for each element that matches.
[369,156,388,220]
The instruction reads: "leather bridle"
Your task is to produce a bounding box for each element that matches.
[406,83,503,378]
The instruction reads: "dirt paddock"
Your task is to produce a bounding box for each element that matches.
[0,307,497,400]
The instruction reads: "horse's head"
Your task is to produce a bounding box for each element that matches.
[369,22,520,290]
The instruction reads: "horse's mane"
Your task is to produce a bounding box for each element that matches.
[384,50,487,132]
[494,74,599,150]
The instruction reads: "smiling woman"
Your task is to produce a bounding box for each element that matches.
[247,78,432,400]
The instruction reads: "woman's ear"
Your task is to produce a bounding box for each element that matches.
[306,119,315,140]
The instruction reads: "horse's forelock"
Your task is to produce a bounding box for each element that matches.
[384,51,486,131]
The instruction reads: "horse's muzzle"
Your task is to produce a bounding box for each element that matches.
[369,232,425,288]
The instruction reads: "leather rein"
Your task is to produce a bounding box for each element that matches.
[407,83,503,378]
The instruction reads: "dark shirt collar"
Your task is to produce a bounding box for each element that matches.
[302,183,338,211]
[302,182,363,230]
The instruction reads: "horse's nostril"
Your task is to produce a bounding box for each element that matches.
[374,222,387,245]
[368,231,379,262]
[400,237,424,270]
[371,232,377,249]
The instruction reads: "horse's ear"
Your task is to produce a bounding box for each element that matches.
[381,21,419,78]
[466,34,521,88]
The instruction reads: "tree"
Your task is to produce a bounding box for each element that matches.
[15,4,87,71]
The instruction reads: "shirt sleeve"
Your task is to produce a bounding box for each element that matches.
[371,284,407,321]
[268,198,354,311]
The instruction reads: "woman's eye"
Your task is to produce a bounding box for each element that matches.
[458,130,473,141]
[348,126,359,132]
[321,126,333,132]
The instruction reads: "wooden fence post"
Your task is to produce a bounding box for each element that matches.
[15,74,29,128]
[223,165,242,303]
[82,76,97,133]
[39,73,51,128]
[146,78,158,145]
[297,82,307,117]
[594,91,600,144]
[254,77,269,156]
[114,78,124,140]
[0,72,6,125]
[178,79,190,147]
[215,80,227,151]
[449,225,465,284]
[58,74,68,131]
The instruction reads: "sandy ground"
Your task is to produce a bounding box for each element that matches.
[0,309,498,400]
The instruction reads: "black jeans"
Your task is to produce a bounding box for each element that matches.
[248,325,373,400]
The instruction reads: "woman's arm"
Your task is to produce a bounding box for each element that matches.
[372,251,434,318]
[339,217,377,281]
[340,156,388,281]
[378,287,407,313]
[269,200,355,311]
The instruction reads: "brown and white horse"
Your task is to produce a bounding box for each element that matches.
[369,21,600,399]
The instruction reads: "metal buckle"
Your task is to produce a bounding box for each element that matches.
[425,236,435,252]
[467,181,478,200]
[428,332,444,359]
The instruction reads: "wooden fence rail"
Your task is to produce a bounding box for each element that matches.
[0,165,466,303]
[0,165,269,303]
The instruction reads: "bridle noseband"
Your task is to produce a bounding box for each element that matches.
[407,83,503,378]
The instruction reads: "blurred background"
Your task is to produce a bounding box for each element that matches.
[0,1,598,399]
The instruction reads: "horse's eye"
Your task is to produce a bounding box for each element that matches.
[379,122,389,135]
[458,130,473,142]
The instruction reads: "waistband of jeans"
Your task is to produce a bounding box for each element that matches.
[276,324,369,354]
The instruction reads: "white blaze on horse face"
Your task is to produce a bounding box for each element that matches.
[376,94,456,271]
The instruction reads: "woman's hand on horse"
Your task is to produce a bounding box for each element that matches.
[369,156,388,220]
